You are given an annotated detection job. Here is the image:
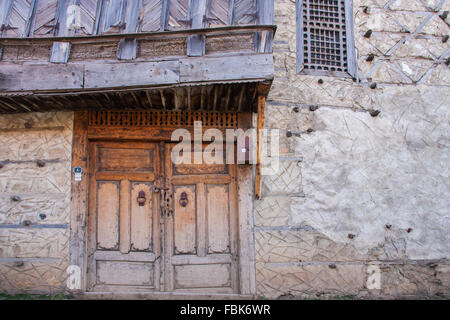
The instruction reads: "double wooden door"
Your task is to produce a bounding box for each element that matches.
[87,141,239,293]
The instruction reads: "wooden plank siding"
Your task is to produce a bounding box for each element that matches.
[1,0,263,38]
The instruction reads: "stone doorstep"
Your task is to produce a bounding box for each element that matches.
[76,292,255,300]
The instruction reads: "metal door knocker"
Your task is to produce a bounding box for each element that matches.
[179,192,188,207]
[137,191,146,206]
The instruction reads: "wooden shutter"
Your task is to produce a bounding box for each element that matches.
[296,0,357,78]
[1,0,37,37]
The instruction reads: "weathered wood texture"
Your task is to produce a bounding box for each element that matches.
[0,50,273,113]
[0,53,272,90]
[87,141,161,291]
[164,143,239,293]
[0,82,263,114]
[1,0,264,38]
[70,111,89,290]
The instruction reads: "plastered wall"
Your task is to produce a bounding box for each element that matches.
[255,0,450,298]
[0,112,73,294]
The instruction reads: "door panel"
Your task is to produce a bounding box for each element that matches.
[164,144,239,293]
[207,184,230,254]
[87,141,161,291]
[87,141,239,293]
[96,181,120,250]
[130,182,154,252]
[173,185,197,255]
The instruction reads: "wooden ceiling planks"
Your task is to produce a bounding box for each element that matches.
[0,82,261,114]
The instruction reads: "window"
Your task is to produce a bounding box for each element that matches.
[296,0,357,78]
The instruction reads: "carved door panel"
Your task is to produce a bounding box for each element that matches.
[87,141,161,292]
[163,143,239,293]
[87,140,239,293]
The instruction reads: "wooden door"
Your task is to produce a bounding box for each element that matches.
[87,141,162,292]
[163,143,239,293]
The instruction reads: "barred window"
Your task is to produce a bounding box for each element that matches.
[296,0,357,78]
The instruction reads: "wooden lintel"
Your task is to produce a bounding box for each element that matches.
[0,25,277,44]
[0,54,273,93]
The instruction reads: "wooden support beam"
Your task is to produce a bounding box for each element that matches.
[117,0,142,60]
[161,0,170,31]
[70,111,89,291]
[256,0,274,53]
[187,0,208,56]
[0,53,273,92]
[51,0,76,63]
[228,0,236,25]
[0,0,13,37]
[24,0,38,37]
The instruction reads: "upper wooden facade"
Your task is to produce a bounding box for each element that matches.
[0,0,275,114]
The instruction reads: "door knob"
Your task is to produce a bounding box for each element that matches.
[137,191,146,206]
[179,192,188,207]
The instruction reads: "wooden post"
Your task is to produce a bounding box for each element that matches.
[187,0,208,56]
[237,112,256,295]
[161,0,170,31]
[256,0,274,53]
[255,95,265,200]
[70,111,89,291]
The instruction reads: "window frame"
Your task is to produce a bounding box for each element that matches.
[296,0,357,79]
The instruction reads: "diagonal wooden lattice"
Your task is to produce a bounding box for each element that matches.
[32,0,57,37]
[89,110,238,128]
[141,0,163,32]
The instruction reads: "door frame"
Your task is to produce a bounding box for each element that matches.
[69,111,256,296]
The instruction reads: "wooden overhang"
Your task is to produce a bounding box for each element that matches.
[0,25,275,114]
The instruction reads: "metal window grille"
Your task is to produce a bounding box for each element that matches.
[296,0,357,78]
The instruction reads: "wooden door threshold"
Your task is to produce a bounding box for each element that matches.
[76,292,255,300]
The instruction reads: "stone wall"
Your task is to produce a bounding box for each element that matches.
[0,112,73,294]
[255,0,450,298]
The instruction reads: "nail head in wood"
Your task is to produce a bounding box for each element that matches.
[309,105,319,111]
[329,263,337,269]
[306,128,314,133]
[293,107,300,113]
[370,82,377,89]
[407,228,413,233]
[348,233,355,239]
[286,131,293,137]
[385,224,392,229]
[318,79,324,84]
